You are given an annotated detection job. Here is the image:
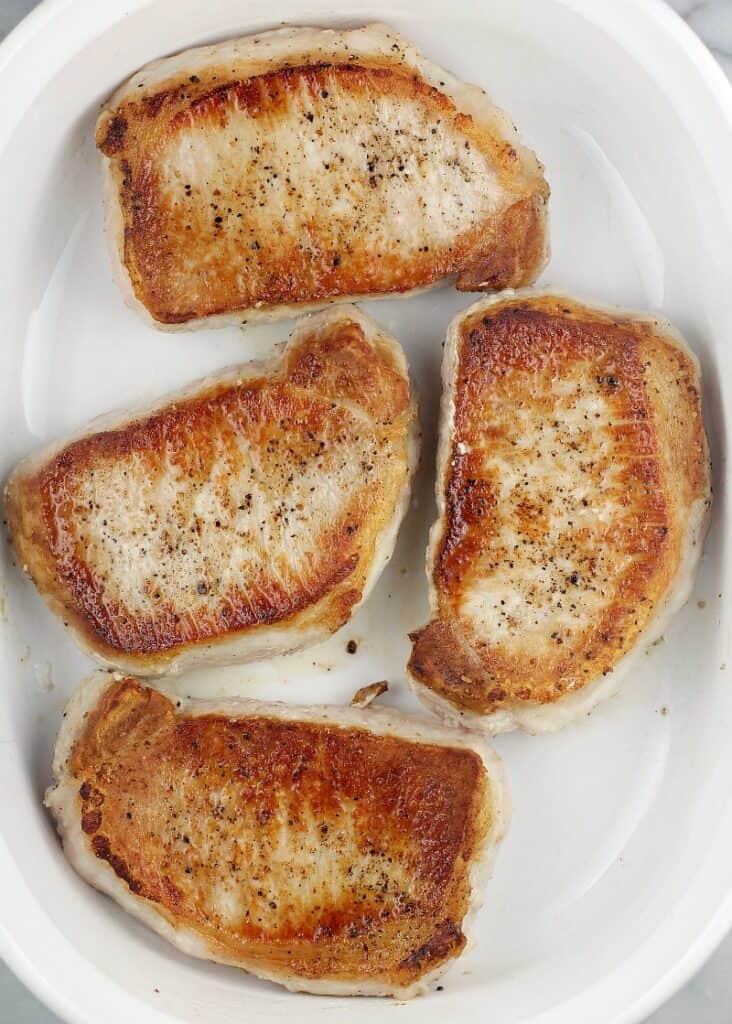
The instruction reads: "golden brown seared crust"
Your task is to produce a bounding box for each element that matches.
[409,293,711,727]
[96,24,548,328]
[5,308,416,674]
[50,676,496,993]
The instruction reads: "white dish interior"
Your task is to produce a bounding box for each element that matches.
[0,1,731,1023]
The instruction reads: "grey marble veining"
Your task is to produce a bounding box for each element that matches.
[1,1,731,1022]
[667,0,732,75]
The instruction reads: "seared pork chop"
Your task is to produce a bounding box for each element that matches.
[5,306,417,676]
[96,23,549,330]
[45,672,508,997]
[409,291,711,733]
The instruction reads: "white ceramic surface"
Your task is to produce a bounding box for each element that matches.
[0,2,731,1023]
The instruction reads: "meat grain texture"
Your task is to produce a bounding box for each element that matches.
[46,672,509,997]
[96,23,549,329]
[409,290,711,733]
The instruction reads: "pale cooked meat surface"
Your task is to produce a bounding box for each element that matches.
[409,291,711,733]
[96,23,549,329]
[45,672,508,997]
[5,306,417,675]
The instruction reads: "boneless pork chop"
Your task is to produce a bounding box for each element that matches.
[96,23,549,329]
[5,306,417,675]
[408,291,711,733]
[46,672,508,997]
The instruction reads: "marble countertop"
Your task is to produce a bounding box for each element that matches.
[1,1,730,1022]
